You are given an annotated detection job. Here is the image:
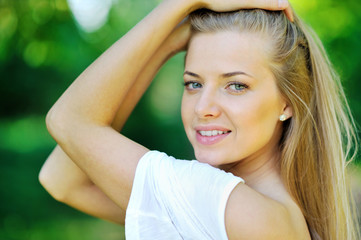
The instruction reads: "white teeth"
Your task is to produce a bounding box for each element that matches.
[199,130,228,136]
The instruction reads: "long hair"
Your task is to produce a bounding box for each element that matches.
[189,9,359,240]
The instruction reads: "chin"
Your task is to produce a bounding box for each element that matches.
[194,150,225,167]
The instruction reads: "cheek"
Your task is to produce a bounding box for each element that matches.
[255,98,280,124]
[181,94,192,128]
[229,92,281,141]
[251,101,279,142]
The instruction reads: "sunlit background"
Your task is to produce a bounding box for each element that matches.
[0,0,360,239]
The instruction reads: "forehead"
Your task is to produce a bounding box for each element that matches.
[185,31,272,78]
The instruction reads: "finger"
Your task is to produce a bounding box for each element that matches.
[277,0,289,9]
[284,6,294,22]
[243,0,289,11]
[255,0,294,22]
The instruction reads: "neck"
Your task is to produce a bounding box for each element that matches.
[220,125,284,189]
[233,150,280,183]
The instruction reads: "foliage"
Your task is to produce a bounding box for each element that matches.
[0,0,360,238]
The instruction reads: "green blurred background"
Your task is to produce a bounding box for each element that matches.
[0,0,360,239]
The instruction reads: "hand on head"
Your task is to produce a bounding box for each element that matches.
[193,0,294,21]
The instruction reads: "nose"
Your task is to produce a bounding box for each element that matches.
[195,88,221,119]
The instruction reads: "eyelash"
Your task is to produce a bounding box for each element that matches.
[183,81,202,90]
[183,81,249,93]
[226,82,249,92]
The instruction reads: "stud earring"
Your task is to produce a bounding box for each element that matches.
[279,114,287,121]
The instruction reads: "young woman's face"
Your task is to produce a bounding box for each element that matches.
[182,31,289,168]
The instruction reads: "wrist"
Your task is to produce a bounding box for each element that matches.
[163,0,204,15]
[164,21,191,57]
[187,0,207,12]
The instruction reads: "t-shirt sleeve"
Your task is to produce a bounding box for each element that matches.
[125,150,244,240]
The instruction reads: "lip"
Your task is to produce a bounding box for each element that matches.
[194,125,231,146]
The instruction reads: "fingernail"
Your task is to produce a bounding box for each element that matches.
[278,0,288,8]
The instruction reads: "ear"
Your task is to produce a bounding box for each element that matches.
[282,102,293,120]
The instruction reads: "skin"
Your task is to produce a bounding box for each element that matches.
[183,31,310,239]
[182,31,290,175]
[39,0,310,239]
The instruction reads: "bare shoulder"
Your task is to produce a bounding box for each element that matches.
[225,183,311,240]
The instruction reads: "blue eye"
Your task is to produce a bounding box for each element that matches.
[227,82,248,92]
[184,81,202,90]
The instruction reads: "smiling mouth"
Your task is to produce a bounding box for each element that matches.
[198,130,231,137]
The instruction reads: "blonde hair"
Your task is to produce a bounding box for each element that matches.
[189,9,359,240]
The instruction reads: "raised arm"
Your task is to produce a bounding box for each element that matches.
[43,0,292,221]
[39,19,191,224]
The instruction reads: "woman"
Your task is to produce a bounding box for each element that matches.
[39,0,359,239]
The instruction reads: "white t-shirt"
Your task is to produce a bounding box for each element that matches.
[125,151,245,240]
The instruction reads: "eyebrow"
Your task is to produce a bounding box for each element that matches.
[183,71,200,78]
[183,71,252,78]
[222,71,252,78]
